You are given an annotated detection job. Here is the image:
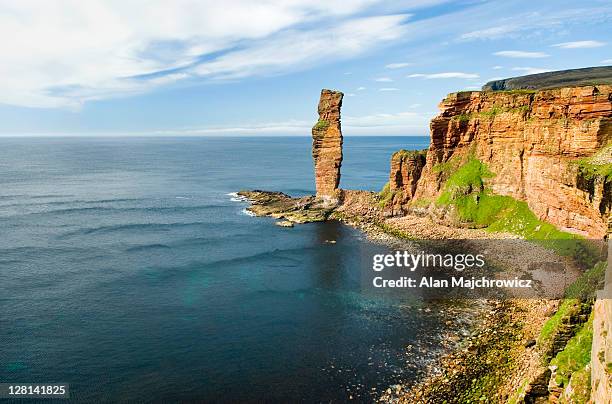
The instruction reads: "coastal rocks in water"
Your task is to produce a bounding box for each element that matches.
[275,220,294,228]
[312,89,344,205]
[237,190,333,223]
[410,85,612,238]
[387,149,427,215]
[238,189,386,229]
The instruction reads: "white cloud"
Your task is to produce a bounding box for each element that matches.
[460,25,520,41]
[385,62,413,69]
[492,65,503,70]
[0,1,410,109]
[378,87,399,91]
[344,111,428,129]
[552,40,606,49]
[493,50,549,58]
[356,86,367,91]
[374,77,393,82]
[601,59,612,64]
[511,67,551,75]
[407,72,479,79]
[458,6,612,43]
[192,15,409,80]
[122,110,432,136]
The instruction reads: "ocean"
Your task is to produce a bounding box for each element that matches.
[0,136,470,402]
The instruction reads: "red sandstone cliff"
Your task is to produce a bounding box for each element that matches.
[387,150,426,215]
[393,85,612,238]
[312,89,343,204]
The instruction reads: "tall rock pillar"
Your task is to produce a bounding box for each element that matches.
[312,89,343,204]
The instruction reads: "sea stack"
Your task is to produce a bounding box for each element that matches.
[312,89,344,204]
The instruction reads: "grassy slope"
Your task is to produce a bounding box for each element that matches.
[435,157,576,240]
[432,157,606,402]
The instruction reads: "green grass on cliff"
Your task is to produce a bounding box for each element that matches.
[538,299,585,354]
[313,119,329,131]
[538,262,605,360]
[564,261,606,300]
[550,312,593,388]
[392,148,427,159]
[533,261,606,403]
[451,105,531,123]
[378,181,401,208]
[378,182,392,208]
[436,157,575,240]
[575,144,612,181]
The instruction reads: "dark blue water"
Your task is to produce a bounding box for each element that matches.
[0,136,468,402]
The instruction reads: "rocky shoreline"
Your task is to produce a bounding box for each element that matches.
[239,80,611,402]
[236,188,598,402]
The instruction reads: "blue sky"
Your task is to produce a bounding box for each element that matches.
[0,0,611,136]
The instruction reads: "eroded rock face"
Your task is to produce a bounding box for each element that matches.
[312,89,343,203]
[387,150,426,214]
[591,296,612,403]
[411,85,612,238]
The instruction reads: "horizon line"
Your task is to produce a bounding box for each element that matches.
[0,133,430,138]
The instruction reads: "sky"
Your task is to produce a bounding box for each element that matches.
[0,0,611,137]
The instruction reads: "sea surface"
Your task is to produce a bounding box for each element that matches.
[0,136,471,402]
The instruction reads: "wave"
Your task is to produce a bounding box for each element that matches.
[228,192,248,203]
[136,245,318,280]
[57,221,215,238]
[167,232,254,248]
[241,208,256,217]
[125,243,172,253]
[4,204,226,218]
[0,197,146,209]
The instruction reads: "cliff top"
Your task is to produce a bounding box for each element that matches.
[321,88,343,95]
[482,66,612,91]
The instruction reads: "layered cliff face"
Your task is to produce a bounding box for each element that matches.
[405,85,612,238]
[312,89,344,204]
[386,149,426,214]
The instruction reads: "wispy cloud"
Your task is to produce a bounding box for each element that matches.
[378,87,399,91]
[460,25,519,41]
[356,86,367,91]
[601,59,612,64]
[374,77,393,82]
[120,111,432,136]
[0,1,410,109]
[385,62,413,69]
[192,15,409,80]
[494,51,549,58]
[344,111,430,132]
[552,40,606,49]
[492,65,503,70]
[511,67,551,75]
[458,5,612,43]
[407,72,479,79]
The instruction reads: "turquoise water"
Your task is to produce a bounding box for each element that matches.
[0,136,465,402]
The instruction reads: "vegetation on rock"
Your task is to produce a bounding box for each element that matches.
[575,144,612,181]
[550,312,593,387]
[436,157,576,240]
[313,119,330,131]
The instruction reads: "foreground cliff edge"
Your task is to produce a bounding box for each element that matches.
[239,71,612,402]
